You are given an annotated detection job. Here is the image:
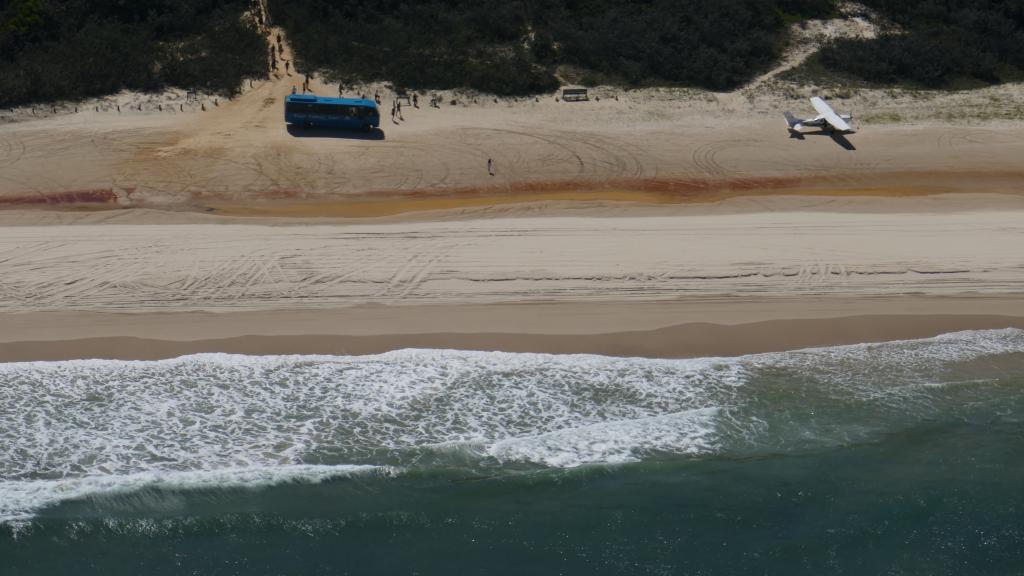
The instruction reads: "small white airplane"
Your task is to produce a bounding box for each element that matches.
[784,97,856,149]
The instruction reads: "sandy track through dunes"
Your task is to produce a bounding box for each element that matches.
[1,211,1022,313]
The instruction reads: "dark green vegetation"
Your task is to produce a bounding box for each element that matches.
[0,0,268,107]
[268,0,834,95]
[4,0,1024,107]
[822,0,1024,88]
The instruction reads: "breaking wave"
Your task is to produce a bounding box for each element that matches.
[1,328,1022,525]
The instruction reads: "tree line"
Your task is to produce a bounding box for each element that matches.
[5,0,1021,107]
[0,0,268,107]
[821,0,1024,87]
[268,0,835,95]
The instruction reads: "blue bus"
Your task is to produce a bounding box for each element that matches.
[284,94,380,130]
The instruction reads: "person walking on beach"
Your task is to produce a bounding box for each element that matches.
[487,158,494,176]
[397,100,403,120]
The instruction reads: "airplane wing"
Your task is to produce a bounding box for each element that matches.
[810,97,851,132]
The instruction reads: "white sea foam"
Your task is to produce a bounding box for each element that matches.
[0,350,745,477]
[0,464,389,526]
[748,328,1024,403]
[0,350,745,523]
[486,408,721,467]
[1,328,1021,524]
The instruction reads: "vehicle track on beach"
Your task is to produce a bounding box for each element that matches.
[689,140,765,178]
[1,212,1021,313]
[0,132,26,171]
[935,128,1024,152]
[460,127,587,179]
[454,126,650,183]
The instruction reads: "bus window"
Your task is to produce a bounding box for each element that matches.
[289,102,315,115]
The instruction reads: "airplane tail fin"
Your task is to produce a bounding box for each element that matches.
[783,111,801,129]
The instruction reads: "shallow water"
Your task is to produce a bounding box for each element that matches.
[2,330,1023,574]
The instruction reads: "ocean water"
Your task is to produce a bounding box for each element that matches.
[1,330,1023,575]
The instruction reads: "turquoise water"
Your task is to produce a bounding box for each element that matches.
[2,330,1023,574]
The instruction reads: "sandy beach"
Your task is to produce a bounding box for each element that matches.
[2,24,1024,361]
[1,200,1023,360]
[4,81,1024,214]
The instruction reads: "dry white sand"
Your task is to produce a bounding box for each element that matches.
[0,207,1022,314]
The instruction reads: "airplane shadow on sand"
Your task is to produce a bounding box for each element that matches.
[789,129,856,151]
[286,125,386,141]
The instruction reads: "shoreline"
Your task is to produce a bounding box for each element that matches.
[2,298,1023,362]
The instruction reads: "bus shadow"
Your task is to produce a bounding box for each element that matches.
[286,125,386,141]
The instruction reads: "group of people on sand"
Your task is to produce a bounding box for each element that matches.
[375,88,501,176]
[270,33,291,75]
[290,79,496,175]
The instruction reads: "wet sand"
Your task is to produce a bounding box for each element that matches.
[2,297,1023,362]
